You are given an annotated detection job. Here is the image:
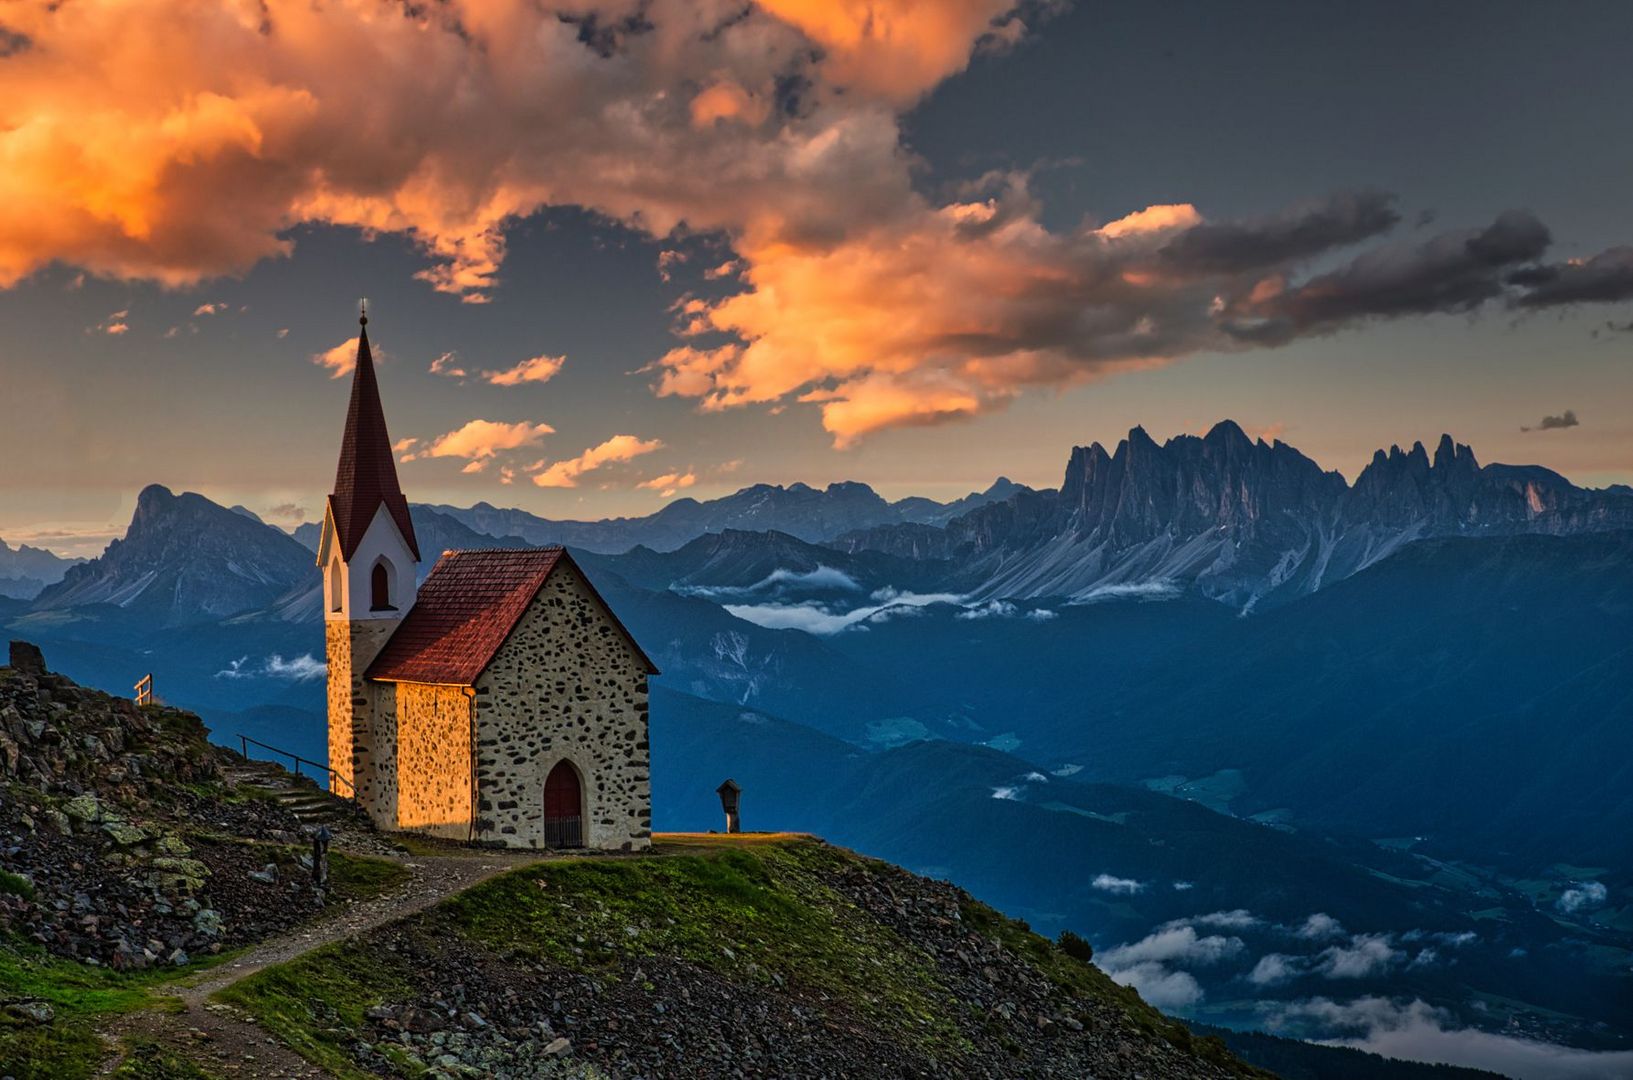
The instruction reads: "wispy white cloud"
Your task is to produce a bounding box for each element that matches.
[1100,926,1244,968]
[1264,997,1633,1080]
[722,591,962,634]
[1557,881,1607,914]
[429,351,468,378]
[1090,874,1145,896]
[958,598,1036,620]
[1296,913,1347,941]
[1070,580,1182,604]
[1180,910,1261,931]
[1106,963,1203,1010]
[1316,933,1403,979]
[215,653,326,682]
[1249,953,1301,986]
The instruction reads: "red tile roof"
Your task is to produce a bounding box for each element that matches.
[328,319,419,562]
[366,548,658,685]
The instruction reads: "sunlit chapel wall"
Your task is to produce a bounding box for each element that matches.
[394,682,474,838]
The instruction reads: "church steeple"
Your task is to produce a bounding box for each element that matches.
[322,307,421,811]
[327,309,419,562]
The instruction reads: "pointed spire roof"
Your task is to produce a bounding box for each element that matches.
[327,311,420,562]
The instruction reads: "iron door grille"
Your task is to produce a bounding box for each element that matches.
[544,815,583,848]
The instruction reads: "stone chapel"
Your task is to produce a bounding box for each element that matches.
[318,313,656,851]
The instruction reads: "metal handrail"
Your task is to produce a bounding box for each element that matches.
[237,734,355,796]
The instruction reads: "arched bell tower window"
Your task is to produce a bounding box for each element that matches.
[371,559,395,611]
[328,559,344,613]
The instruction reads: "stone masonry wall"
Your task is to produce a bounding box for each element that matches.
[325,619,399,829]
[473,563,651,851]
[394,683,473,839]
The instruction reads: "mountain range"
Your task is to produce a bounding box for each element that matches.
[5,422,1632,1071]
[290,476,1030,554]
[31,485,318,626]
[836,421,1633,609]
[0,535,81,600]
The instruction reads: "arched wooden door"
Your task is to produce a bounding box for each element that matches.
[543,761,583,848]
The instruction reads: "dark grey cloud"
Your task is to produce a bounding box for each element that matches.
[1224,210,1552,343]
[1521,409,1580,433]
[0,26,29,58]
[1510,246,1633,308]
[1160,189,1400,275]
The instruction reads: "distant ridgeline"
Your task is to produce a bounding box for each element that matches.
[24,422,1633,629]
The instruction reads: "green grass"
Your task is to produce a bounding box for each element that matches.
[180,835,409,903]
[0,844,401,1080]
[327,850,412,900]
[224,839,967,1074]
[0,940,198,1080]
[216,941,417,1080]
[448,841,964,1049]
[0,868,35,900]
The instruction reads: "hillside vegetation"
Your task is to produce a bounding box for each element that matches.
[223,836,1260,1079]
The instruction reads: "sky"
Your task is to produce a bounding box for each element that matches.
[2,0,1631,557]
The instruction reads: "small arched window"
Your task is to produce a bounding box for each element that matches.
[371,560,394,611]
[328,559,344,613]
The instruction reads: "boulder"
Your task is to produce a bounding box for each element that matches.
[62,793,103,824]
[6,1000,55,1024]
[7,641,46,676]
[101,819,150,846]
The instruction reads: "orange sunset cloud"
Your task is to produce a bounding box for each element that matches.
[532,434,664,489]
[1,2,1590,448]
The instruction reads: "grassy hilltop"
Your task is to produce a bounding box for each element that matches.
[221,834,1258,1079]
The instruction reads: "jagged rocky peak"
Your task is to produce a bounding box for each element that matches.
[30,484,317,624]
[1059,421,1340,532]
[1347,433,1486,527]
[1433,432,1479,472]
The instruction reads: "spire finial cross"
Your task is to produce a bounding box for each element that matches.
[359,298,368,326]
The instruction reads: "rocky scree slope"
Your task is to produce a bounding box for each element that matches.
[223,838,1261,1080]
[0,642,386,971]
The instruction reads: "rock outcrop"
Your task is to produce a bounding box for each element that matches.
[0,644,332,969]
